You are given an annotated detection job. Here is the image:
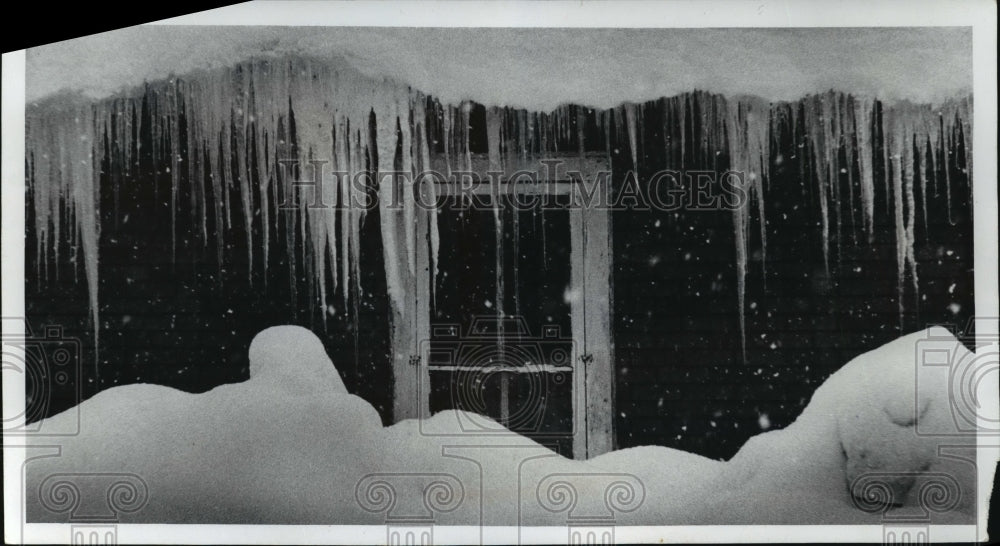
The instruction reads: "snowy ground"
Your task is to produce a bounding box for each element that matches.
[25,325,980,525]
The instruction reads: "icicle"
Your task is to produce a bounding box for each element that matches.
[926,108,941,200]
[625,102,639,173]
[180,80,204,248]
[753,100,769,282]
[542,109,551,157]
[829,92,843,261]
[349,126,364,298]
[726,96,770,363]
[76,111,100,369]
[942,113,953,224]
[29,125,50,279]
[399,90,416,278]
[123,99,134,178]
[232,71,254,283]
[807,94,831,275]
[166,81,181,264]
[918,133,929,241]
[249,62,270,276]
[374,82,406,319]
[854,97,875,242]
[508,108,521,321]
[728,97,749,363]
[954,95,972,184]
[537,111,549,269]
[885,106,907,330]
[26,51,974,393]
[820,92,843,264]
[637,103,646,166]
[679,95,687,170]
[487,107,504,323]
[843,95,857,245]
[902,122,919,308]
[412,95,439,304]
[289,59,336,314]
[442,105,453,177]
[518,109,529,159]
[218,75,234,233]
[461,101,473,172]
[334,112,350,306]
[26,95,100,367]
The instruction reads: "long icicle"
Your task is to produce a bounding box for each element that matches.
[855,97,875,242]
[902,121,919,310]
[886,105,907,331]
[487,106,505,323]
[25,53,974,387]
[26,95,101,373]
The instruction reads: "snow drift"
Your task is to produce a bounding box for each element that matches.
[25,325,978,525]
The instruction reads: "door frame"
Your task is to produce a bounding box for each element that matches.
[393,152,615,460]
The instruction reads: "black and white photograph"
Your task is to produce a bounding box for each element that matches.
[2,1,997,544]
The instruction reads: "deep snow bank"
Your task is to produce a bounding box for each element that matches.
[25,326,978,524]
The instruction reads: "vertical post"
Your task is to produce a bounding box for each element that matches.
[412,181,432,420]
[569,205,587,458]
[487,108,507,428]
[390,166,422,422]
[570,156,615,459]
[393,120,434,422]
[582,173,615,457]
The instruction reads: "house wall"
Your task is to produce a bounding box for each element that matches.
[610,98,974,460]
[26,90,974,461]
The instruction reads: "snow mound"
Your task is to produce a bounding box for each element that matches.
[711,327,979,523]
[248,325,348,394]
[24,326,980,524]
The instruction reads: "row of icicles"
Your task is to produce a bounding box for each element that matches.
[25,55,972,362]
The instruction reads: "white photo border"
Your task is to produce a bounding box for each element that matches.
[3,1,997,543]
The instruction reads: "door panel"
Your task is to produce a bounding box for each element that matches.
[427,207,576,456]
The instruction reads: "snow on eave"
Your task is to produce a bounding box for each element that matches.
[26,26,974,111]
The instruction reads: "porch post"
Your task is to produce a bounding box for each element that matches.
[570,162,615,459]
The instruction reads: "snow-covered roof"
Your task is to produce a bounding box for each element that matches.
[26,26,972,110]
